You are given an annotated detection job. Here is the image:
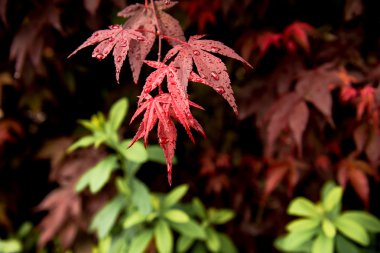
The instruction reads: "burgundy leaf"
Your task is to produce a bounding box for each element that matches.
[354,123,368,153]
[0,0,8,25]
[365,130,380,166]
[263,164,288,202]
[289,101,309,157]
[295,67,340,126]
[264,92,302,157]
[348,168,369,208]
[83,0,101,16]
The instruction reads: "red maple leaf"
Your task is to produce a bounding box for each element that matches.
[283,21,315,53]
[118,1,185,83]
[130,93,205,185]
[337,158,377,208]
[164,35,252,115]
[180,0,221,32]
[68,25,144,83]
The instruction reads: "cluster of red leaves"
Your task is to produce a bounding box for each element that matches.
[240,21,315,60]
[36,141,112,249]
[237,18,380,206]
[179,0,221,32]
[70,1,251,184]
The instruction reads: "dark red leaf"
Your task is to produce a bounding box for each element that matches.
[83,0,101,16]
[288,101,309,157]
[264,92,301,157]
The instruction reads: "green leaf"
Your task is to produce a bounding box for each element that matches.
[98,236,111,253]
[323,187,343,212]
[89,155,118,193]
[335,216,370,246]
[147,145,177,165]
[108,98,128,131]
[164,209,190,223]
[131,179,152,215]
[67,136,95,153]
[163,184,189,208]
[169,220,206,239]
[275,230,316,251]
[110,237,128,253]
[336,234,360,253]
[218,233,238,253]
[123,211,146,229]
[120,140,148,164]
[154,220,173,253]
[128,230,153,253]
[322,219,336,238]
[192,198,207,219]
[340,211,380,233]
[286,218,320,232]
[311,233,334,253]
[288,197,320,218]
[0,239,22,253]
[205,227,220,252]
[321,181,338,201]
[90,195,124,239]
[208,208,235,224]
[176,235,194,253]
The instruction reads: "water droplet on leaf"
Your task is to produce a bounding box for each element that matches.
[137,36,145,41]
[211,71,220,81]
[95,54,103,60]
[159,138,169,145]
[193,50,200,56]
[216,86,225,94]
[211,46,220,53]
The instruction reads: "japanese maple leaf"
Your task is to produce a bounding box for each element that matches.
[337,158,377,208]
[283,21,315,53]
[68,24,144,83]
[117,1,185,83]
[164,35,252,115]
[180,0,221,32]
[262,158,307,203]
[253,32,282,58]
[36,186,82,248]
[130,93,204,184]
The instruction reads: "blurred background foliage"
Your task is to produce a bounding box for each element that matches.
[1,0,380,252]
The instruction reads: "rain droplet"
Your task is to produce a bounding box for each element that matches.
[93,32,99,36]
[109,38,115,42]
[95,54,104,60]
[144,86,152,93]
[169,82,176,86]
[211,71,220,81]
[168,72,174,78]
[159,138,169,145]
[164,0,171,4]
[137,36,145,41]
[193,50,200,56]
[211,46,220,53]
[109,25,120,29]
[216,86,225,94]
[117,56,122,62]
[200,74,208,80]
[186,112,192,118]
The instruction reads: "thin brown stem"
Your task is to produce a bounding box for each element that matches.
[150,0,163,62]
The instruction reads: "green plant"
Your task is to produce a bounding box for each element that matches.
[275,181,380,253]
[68,97,237,253]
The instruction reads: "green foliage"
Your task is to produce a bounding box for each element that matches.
[275,181,380,253]
[68,97,236,253]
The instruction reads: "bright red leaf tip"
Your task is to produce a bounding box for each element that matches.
[68,25,144,83]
